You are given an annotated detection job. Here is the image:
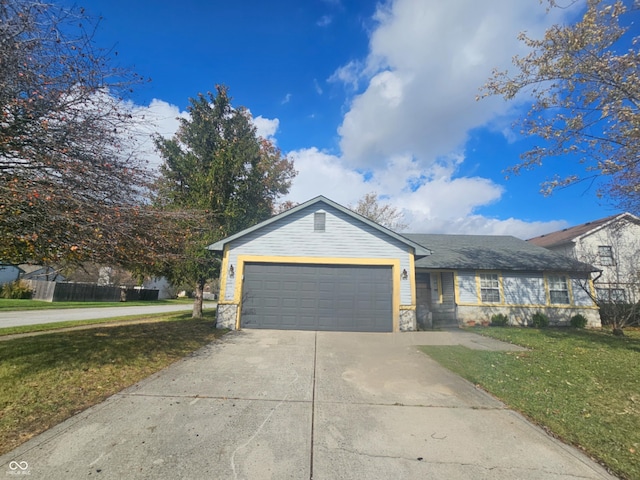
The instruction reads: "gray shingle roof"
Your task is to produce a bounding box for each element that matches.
[404,234,596,272]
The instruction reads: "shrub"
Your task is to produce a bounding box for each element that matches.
[531,312,549,328]
[0,280,33,299]
[490,313,509,326]
[570,314,588,328]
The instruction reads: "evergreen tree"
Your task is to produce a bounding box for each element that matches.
[154,85,296,317]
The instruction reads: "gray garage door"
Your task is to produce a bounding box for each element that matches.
[241,263,392,332]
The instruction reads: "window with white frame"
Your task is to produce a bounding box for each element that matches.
[548,275,570,304]
[480,273,500,303]
[598,245,614,266]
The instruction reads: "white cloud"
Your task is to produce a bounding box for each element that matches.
[251,114,280,141]
[284,147,561,238]
[119,0,574,239]
[328,60,365,90]
[285,0,573,237]
[128,99,188,171]
[334,0,567,169]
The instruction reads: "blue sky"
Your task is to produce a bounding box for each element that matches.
[79,0,629,237]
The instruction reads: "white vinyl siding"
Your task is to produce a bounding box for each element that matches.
[479,273,500,303]
[572,279,595,306]
[223,204,413,303]
[457,271,477,303]
[502,273,546,305]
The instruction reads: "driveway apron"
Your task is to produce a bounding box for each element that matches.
[0,330,614,479]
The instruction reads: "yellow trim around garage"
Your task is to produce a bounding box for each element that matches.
[408,249,416,305]
[235,255,402,332]
[219,244,230,302]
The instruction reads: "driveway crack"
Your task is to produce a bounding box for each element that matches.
[309,331,318,479]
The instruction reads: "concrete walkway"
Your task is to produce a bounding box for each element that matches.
[0,330,614,479]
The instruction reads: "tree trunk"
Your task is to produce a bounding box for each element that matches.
[612,327,625,336]
[192,278,205,319]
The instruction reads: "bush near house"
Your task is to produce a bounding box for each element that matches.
[570,314,588,329]
[490,313,509,326]
[0,280,32,299]
[531,312,549,328]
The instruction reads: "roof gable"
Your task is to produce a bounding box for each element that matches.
[405,234,595,273]
[207,196,431,256]
[527,213,639,248]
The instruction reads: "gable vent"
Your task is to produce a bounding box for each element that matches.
[314,212,326,232]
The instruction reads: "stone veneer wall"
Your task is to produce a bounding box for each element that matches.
[217,303,418,332]
[399,308,417,331]
[216,304,238,330]
[456,305,601,328]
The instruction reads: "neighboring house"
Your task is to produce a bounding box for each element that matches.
[19,265,66,282]
[528,213,640,304]
[143,276,175,300]
[0,264,24,286]
[208,196,600,332]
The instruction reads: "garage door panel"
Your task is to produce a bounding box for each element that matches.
[241,263,392,332]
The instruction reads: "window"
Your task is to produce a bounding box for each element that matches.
[596,288,626,303]
[314,212,326,232]
[548,275,570,304]
[480,273,500,303]
[598,246,614,266]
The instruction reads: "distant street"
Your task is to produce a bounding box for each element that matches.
[0,303,217,329]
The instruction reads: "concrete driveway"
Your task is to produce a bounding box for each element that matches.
[0,330,614,479]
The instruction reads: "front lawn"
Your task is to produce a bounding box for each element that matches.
[0,312,224,456]
[421,328,640,480]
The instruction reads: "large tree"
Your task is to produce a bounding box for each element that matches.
[154,85,296,317]
[349,192,408,231]
[0,0,156,268]
[480,0,640,212]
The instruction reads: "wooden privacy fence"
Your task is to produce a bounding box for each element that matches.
[27,280,159,302]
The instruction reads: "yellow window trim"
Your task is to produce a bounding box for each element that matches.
[474,271,503,305]
[544,273,574,306]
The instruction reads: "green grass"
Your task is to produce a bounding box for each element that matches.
[0,312,224,455]
[420,327,640,480]
[0,298,195,311]
[0,312,184,336]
